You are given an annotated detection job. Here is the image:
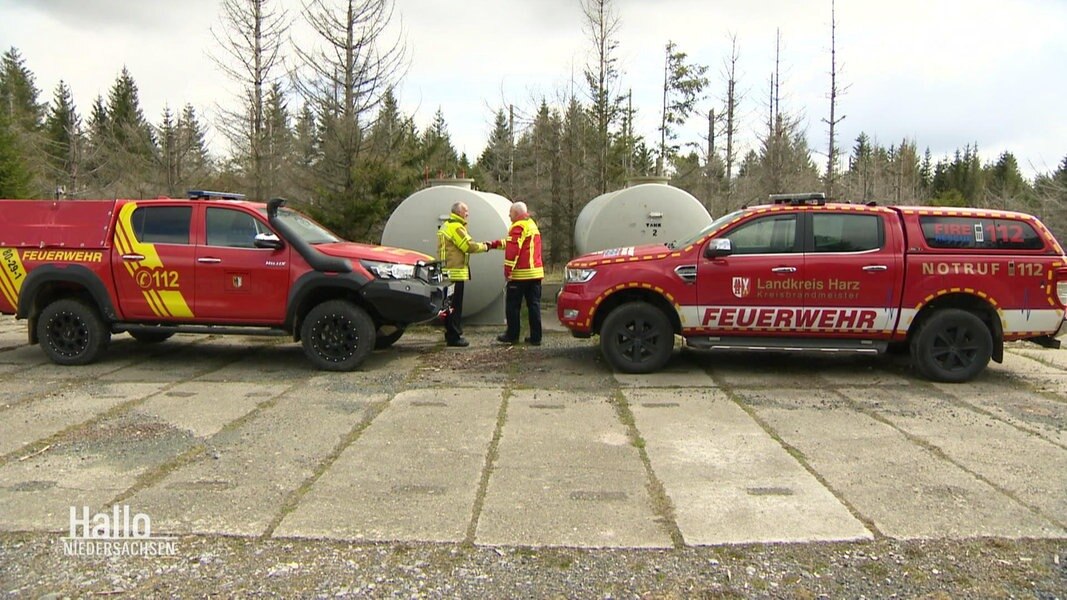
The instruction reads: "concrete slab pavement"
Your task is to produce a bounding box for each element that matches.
[275,388,502,543]
[477,389,672,548]
[739,386,1065,539]
[629,388,872,545]
[129,386,379,537]
[0,382,167,457]
[846,386,1067,528]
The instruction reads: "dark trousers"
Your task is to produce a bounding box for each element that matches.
[504,279,542,342]
[445,281,465,342]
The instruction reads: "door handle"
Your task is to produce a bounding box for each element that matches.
[197,257,222,264]
[862,265,888,272]
[770,266,797,273]
[121,254,145,262]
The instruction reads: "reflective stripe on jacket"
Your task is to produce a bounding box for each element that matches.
[437,213,488,281]
[501,217,544,280]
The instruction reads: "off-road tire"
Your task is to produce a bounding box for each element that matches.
[37,298,110,366]
[301,300,376,371]
[373,325,405,350]
[910,308,992,383]
[600,302,674,374]
[128,330,175,344]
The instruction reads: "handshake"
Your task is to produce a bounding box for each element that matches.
[483,239,503,250]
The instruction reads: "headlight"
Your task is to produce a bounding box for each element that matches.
[362,260,416,279]
[565,267,596,284]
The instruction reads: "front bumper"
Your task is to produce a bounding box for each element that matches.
[556,285,596,335]
[361,278,453,325]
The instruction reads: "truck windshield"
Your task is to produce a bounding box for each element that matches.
[667,209,745,249]
[257,207,340,245]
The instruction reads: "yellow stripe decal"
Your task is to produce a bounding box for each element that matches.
[0,248,28,310]
[158,290,193,318]
[114,203,194,318]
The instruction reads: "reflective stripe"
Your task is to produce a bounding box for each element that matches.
[504,218,543,280]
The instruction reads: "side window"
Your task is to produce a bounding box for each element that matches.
[206,208,264,249]
[812,213,883,252]
[725,214,798,254]
[920,216,1044,250]
[130,206,192,245]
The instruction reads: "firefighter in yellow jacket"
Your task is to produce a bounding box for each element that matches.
[437,201,492,347]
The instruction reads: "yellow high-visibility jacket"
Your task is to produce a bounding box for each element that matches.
[437,213,488,281]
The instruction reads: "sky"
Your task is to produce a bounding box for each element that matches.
[1,0,1065,180]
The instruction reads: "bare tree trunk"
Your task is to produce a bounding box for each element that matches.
[658,43,671,177]
[722,35,740,194]
[580,0,620,194]
[211,0,287,199]
[822,0,846,199]
[294,0,406,223]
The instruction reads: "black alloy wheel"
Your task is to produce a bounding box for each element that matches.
[911,308,992,383]
[37,298,109,365]
[301,300,375,371]
[600,302,674,374]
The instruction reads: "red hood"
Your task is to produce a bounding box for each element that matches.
[569,243,670,267]
[315,242,433,264]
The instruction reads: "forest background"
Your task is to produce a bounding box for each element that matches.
[1,0,1065,265]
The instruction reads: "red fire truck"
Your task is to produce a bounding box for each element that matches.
[0,192,451,370]
[557,193,1067,382]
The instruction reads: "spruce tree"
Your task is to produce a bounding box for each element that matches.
[0,112,32,197]
[43,81,82,196]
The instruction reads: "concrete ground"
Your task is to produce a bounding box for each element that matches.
[0,310,1065,550]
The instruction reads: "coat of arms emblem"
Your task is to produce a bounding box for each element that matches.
[731,276,750,298]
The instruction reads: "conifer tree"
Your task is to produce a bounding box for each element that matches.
[43,81,82,196]
[0,112,32,197]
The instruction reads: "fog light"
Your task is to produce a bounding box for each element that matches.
[563,309,579,320]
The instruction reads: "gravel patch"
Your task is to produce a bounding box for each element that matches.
[1,534,1065,598]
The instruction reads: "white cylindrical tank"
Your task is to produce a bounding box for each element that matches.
[574,177,713,255]
[382,178,511,324]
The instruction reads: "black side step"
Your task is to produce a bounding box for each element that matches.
[1026,335,1062,349]
[685,336,887,354]
[116,324,289,337]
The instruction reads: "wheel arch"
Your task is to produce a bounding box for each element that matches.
[18,266,117,345]
[286,272,375,342]
[907,292,1004,363]
[591,286,681,337]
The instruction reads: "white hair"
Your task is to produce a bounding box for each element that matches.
[451,201,467,213]
[511,201,528,214]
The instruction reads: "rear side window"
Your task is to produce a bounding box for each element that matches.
[130,206,192,245]
[920,216,1044,250]
[812,213,883,252]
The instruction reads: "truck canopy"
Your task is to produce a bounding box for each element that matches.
[0,200,116,249]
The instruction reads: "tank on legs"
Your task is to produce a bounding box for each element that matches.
[574,177,713,255]
[382,178,511,323]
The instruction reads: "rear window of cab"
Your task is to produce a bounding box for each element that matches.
[919,216,1044,250]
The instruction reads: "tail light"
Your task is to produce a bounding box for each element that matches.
[1056,268,1067,307]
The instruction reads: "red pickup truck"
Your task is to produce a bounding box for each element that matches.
[558,193,1067,382]
[0,192,451,370]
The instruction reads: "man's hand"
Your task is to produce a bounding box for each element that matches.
[485,239,503,250]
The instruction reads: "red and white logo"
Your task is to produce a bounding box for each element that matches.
[732,276,751,298]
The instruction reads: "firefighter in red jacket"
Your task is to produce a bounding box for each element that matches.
[486,201,544,345]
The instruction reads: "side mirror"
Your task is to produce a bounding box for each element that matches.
[703,238,732,259]
[254,232,284,250]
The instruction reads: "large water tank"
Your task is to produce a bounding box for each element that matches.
[382,178,511,324]
[574,177,713,255]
